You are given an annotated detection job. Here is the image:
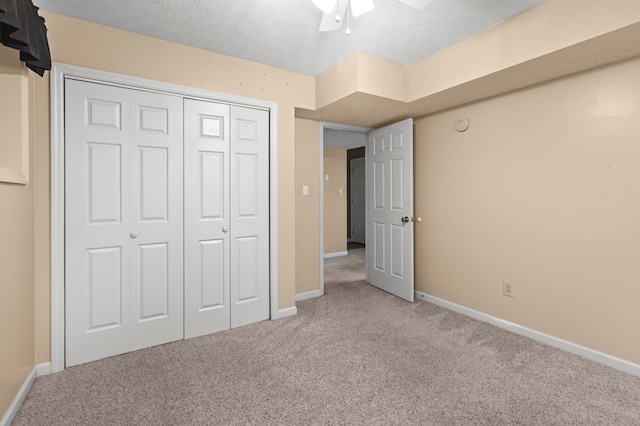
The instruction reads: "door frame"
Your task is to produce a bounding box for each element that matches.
[318,121,370,297]
[50,63,281,373]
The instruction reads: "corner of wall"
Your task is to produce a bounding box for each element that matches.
[315,53,360,109]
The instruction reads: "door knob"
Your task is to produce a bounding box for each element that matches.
[401,217,410,223]
[130,230,140,238]
[222,225,229,233]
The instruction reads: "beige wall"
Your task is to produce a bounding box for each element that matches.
[323,148,347,255]
[295,119,320,295]
[0,47,35,417]
[414,58,640,364]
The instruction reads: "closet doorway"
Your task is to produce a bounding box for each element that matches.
[51,64,279,372]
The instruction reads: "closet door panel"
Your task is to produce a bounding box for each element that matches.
[184,99,231,338]
[230,106,270,328]
[200,239,226,307]
[65,80,131,367]
[129,90,184,350]
[66,79,273,365]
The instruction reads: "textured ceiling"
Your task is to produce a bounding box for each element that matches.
[33,0,543,76]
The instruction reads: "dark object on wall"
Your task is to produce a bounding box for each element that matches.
[0,0,51,76]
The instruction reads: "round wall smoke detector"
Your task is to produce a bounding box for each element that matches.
[455,118,470,132]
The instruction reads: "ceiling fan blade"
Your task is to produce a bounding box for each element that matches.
[313,0,338,14]
[397,0,434,10]
[319,0,348,32]
[350,0,374,18]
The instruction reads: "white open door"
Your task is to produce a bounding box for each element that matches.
[366,118,414,302]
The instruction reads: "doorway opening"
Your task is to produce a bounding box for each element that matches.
[319,122,370,296]
[318,119,416,302]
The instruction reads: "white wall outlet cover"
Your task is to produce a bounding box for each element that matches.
[455,117,470,132]
[302,185,309,196]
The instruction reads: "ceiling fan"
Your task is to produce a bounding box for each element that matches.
[313,0,433,34]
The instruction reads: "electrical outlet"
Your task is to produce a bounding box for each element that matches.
[503,282,514,297]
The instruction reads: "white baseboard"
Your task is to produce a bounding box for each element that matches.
[36,362,52,377]
[272,306,297,320]
[324,251,348,259]
[295,289,323,302]
[0,362,51,426]
[415,291,640,377]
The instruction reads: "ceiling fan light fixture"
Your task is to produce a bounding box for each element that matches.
[316,0,380,34]
[345,6,351,34]
[313,0,338,14]
[396,0,434,10]
[350,0,375,18]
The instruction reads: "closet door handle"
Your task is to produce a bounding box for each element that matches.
[222,225,229,233]
[130,230,140,238]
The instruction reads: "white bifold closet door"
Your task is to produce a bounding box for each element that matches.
[184,99,270,338]
[65,79,184,367]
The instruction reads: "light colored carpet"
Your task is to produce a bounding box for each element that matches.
[14,248,640,425]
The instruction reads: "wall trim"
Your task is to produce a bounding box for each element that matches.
[415,291,640,377]
[324,251,348,259]
[50,63,279,373]
[35,362,51,377]
[272,306,298,319]
[295,289,323,302]
[0,368,36,426]
[0,363,51,426]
